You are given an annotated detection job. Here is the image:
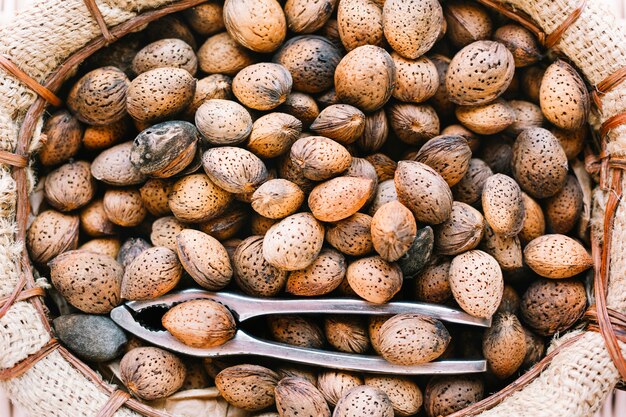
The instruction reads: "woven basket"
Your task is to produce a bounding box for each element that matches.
[1,0,625,416]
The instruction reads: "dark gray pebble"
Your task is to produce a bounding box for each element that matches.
[53,314,128,362]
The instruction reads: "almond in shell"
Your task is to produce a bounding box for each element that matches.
[68,67,130,125]
[202,147,269,194]
[435,202,484,256]
[455,99,516,135]
[290,136,352,181]
[371,201,417,262]
[232,63,292,110]
[414,258,452,304]
[80,200,117,237]
[337,0,384,51]
[284,0,336,33]
[493,24,540,67]
[197,32,255,76]
[251,179,305,219]
[334,386,394,417]
[310,104,365,145]
[268,315,325,348]
[317,371,363,407]
[413,134,471,187]
[168,174,232,223]
[80,238,121,258]
[195,99,252,146]
[308,176,374,222]
[325,213,374,256]
[139,178,173,217]
[177,229,233,290]
[523,234,592,279]
[278,92,320,127]
[44,161,96,212]
[120,347,186,401]
[383,0,443,59]
[325,315,370,353]
[480,223,523,272]
[482,312,526,379]
[39,110,82,166]
[121,246,183,300]
[443,1,492,48]
[357,109,389,153]
[215,364,280,411]
[103,188,147,227]
[540,60,589,130]
[275,377,331,417]
[286,248,346,296]
[233,236,288,296]
[481,174,525,237]
[247,112,302,158]
[131,38,197,75]
[424,376,484,417]
[391,53,439,103]
[544,175,583,234]
[91,141,148,186]
[364,376,423,417]
[388,103,440,145]
[346,256,403,304]
[452,158,493,206]
[223,0,286,53]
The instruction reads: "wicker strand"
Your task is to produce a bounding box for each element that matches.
[0,56,62,107]
[0,287,45,308]
[592,67,626,110]
[543,0,587,48]
[0,339,59,381]
[600,112,626,138]
[0,150,28,168]
[96,390,131,417]
[82,0,115,44]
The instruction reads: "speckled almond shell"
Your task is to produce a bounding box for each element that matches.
[132,38,197,75]
[429,54,455,121]
[262,212,324,271]
[506,100,544,136]
[357,109,389,153]
[388,103,440,145]
[120,347,186,401]
[449,250,503,319]
[233,235,288,296]
[67,66,130,126]
[337,0,384,51]
[183,1,225,36]
[199,204,249,241]
[103,188,147,227]
[184,74,233,118]
[284,0,336,33]
[268,315,325,348]
[424,376,484,417]
[80,199,117,237]
[49,250,123,314]
[28,211,78,264]
[275,377,331,417]
[367,154,397,183]
[435,201,484,256]
[215,364,280,411]
[310,104,365,145]
[247,112,302,158]
[539,60,590,130]
[325,213,374,256]
[131,120,199,177]
[278,92,320,127]
[551,125,587,161]
[232,63,293,110]
[523,234,592,279]
[202,147,269,194]
[334,386,394,417]
[91,141,148,186]
[121,246,183,300]
[446,41,515,105]
[391,53,439,104]
[162,299,236,348]
[413,134,471,187]
[383,0,443,59]
[223,0,286,53]
[150,216,185,251]
[168,174,232,223]
[44,161,96,212]
[290,135,351,181]
[481,223,523,272]
[481,174,525,237]
[334,45,396,112]
[364,376,423,417]
[286,248,346,296]
[139,178,173,217]
[511,127,569,199]
[197,32,256,76]
[521,278,586,336]
[414,258,452,304]
[482,312,526,379]
[308,176,374,222]
[443,1,493,49]
[195,99,252,146]
[251,179,305,219]
[519,192,545,245]
[377,314,450,365]
[452,159,493,206]
[394,161,453,225]
[368,179,398,216]
[274,35,341,94]
[494,24,541,67]
[371,200,417,262]
[455,99,516,135]
[126,67,196,123]
[325,315,369,353]
[39,110,83,166]
[80,238,121,258]
[317,371,363,407]
[544,175,584,234]
[346,256,403,304]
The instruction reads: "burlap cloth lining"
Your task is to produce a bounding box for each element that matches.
[0,0,625,416]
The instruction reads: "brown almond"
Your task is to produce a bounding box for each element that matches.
[195,99,252,146]
[424,376,484,417]
[176,229,233,290]
[523,234,592,279]
[413,134,471,187]
[540,60,589,130]
[455,99,516,135]
[493,24,541,67]
[223,0,286,53]
[121,246,183,300]
[233,236,288,296]
[202,147,269,194]
[357,109,389,153]
[268,315,325,348]
[435,202,484,255]
[308,176,374,222]
[366,153,397,182]
[263,212,325,271]
[364,376,423,417]
[39,110,83,166]
[429,54,456,121]
[506,99,544,136]
[325,213,374,256]
[68,67,130,126]
[392,53,439,104]
[286,248,346,296]
[371,201,417,262]
[522,328,546,369]
[544,175,583,234]
[480,140,513,176]
[184,74,232,118]
[126,67,196,123]
[388,103,440,145]
[284,0,336,33]
[103,188,147,227]
[251,179,305,219]
[183,2,225,36]
[512,127,568,199]
[275,377,331,417]
[481,223,523,272]
[290,136,352,181]
[337,0,384,51]
[443,1,492,48]
[369,316,391,355]
[383,0,443,59]
[397,227,435,278]
[91,141,148,186]
[233,63,292,110]
[452,158,493,205]
[80,199,117,237]
[414,258,452,304]
[449,250,503,318]
[162,299,236,348]
[317,371,363,407]
[325,315,370,354]
[482,312,526,379]
[247,112,302,158]
[446,40,515,105]
[310,104,365,145]
[368,179,398,215]
[215,364,280,411]
[80,238,121,258]
[278,92,320,127]
[519,192,545,245]
[334,386,394,417]
[377,314,450,365]
[497,284,521,315]
[394,161,453,224]
[197,32,255,76]
[168,173,233,222]
[45,161,96,212]
[132,38,197,75]
[521,278,586,336]
[346,256,403,304]
[199,204,249,240]
[481,174,525,237]
[49,250,122,314]
[335,45,396,112]
[139,178,173,217]
[117,238,152,268]
[120,347,186,401]
[551,125,587,161]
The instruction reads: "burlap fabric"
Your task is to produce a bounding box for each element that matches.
[0,0,625,416]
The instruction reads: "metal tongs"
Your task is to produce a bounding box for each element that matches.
[110,289,491,375]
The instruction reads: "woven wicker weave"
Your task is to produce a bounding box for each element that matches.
[0,1,625,416]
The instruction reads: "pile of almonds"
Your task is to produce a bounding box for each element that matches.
[28,0,596,415]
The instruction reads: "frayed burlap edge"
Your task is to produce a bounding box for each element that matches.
[0,0,625,416]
